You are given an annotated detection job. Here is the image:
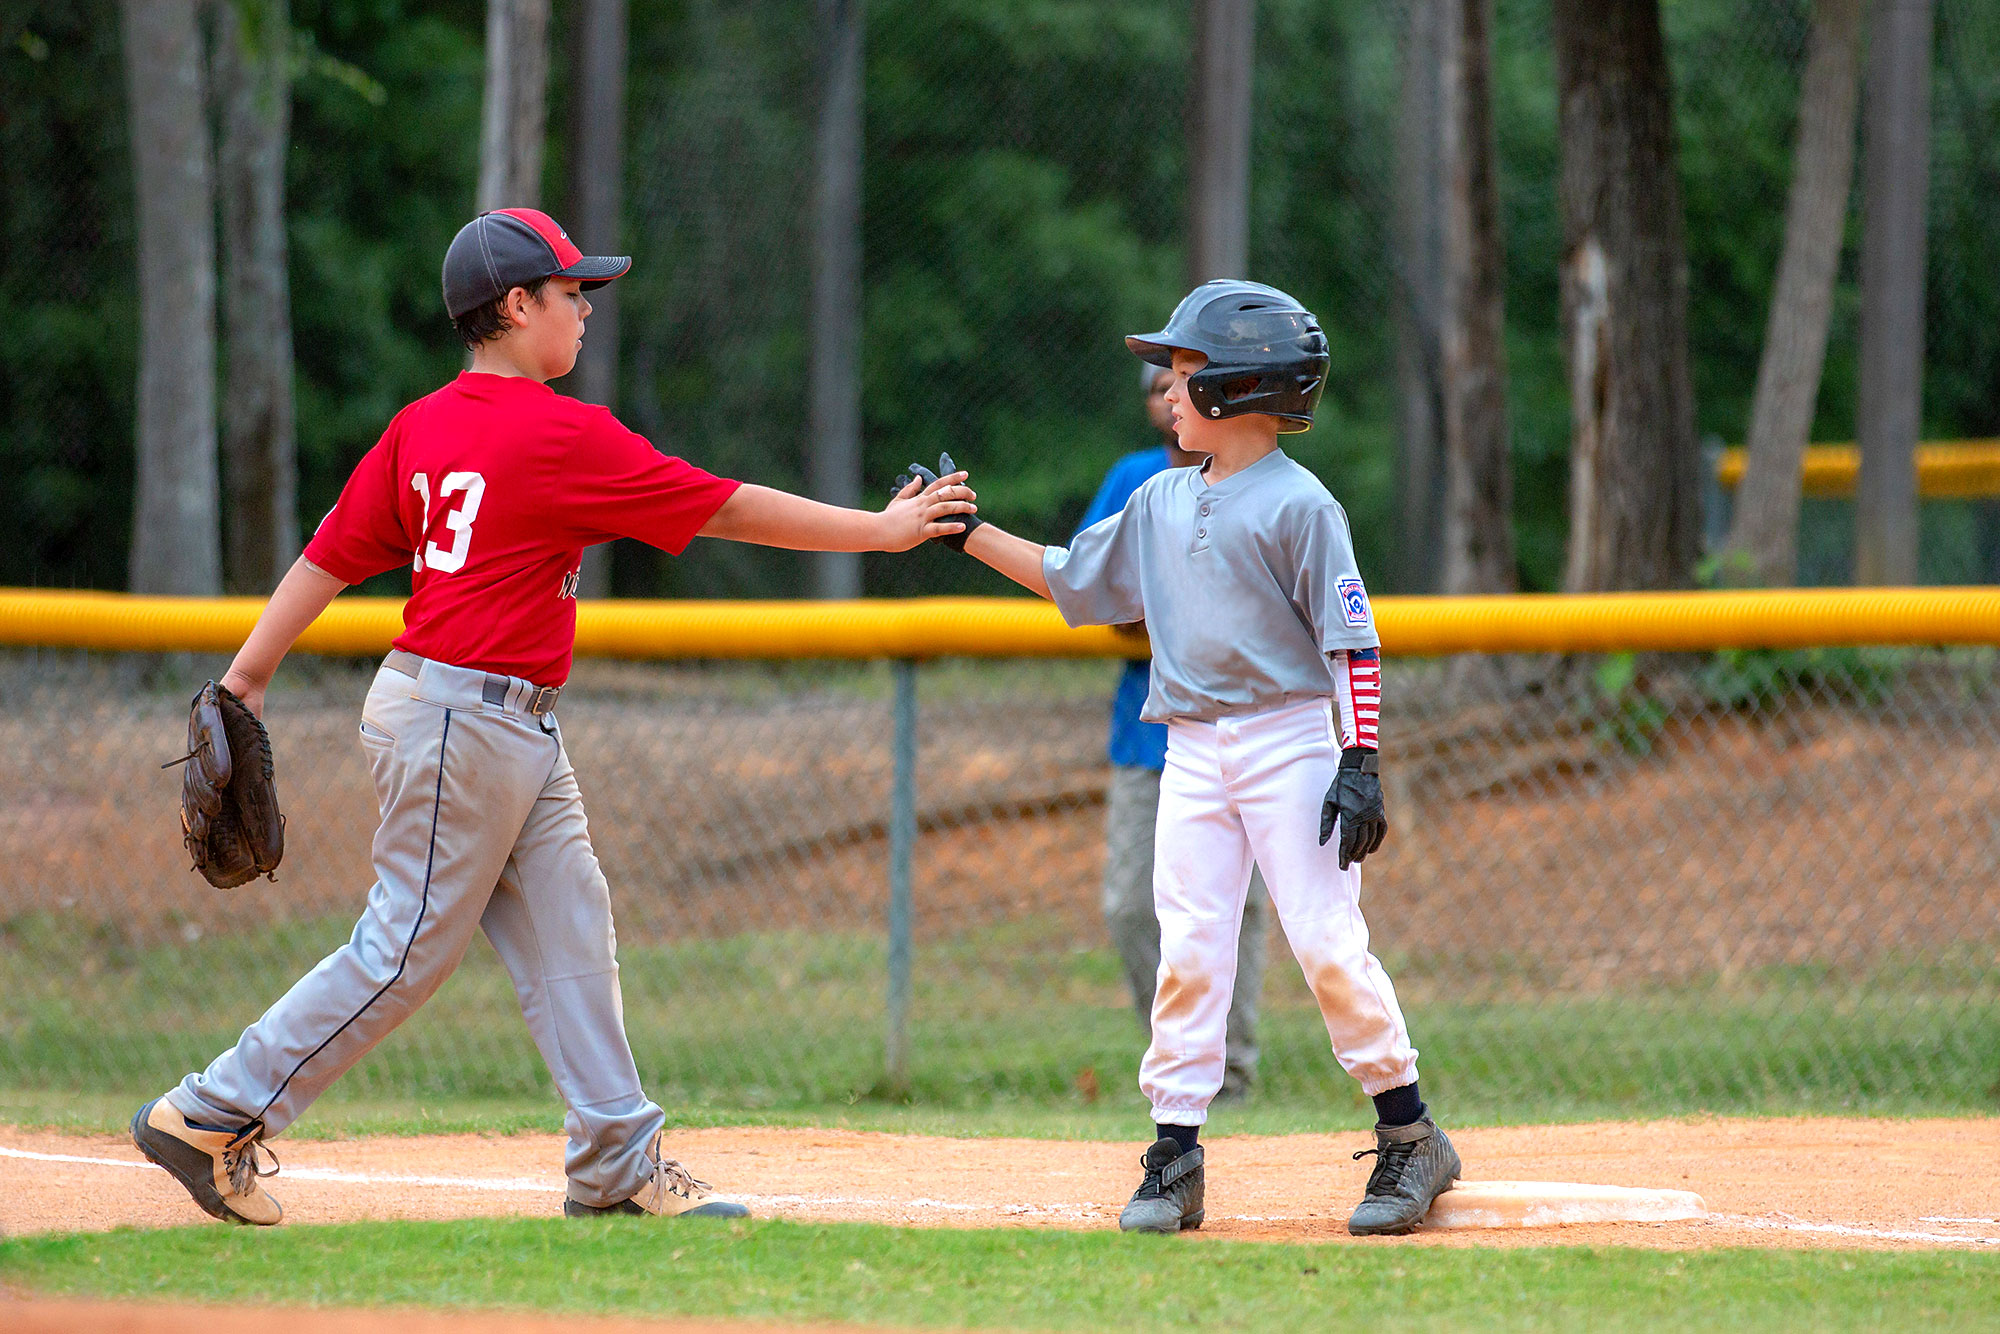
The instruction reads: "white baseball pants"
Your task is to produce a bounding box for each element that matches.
[168,656,664,1207]
[1144,696,1419,1125]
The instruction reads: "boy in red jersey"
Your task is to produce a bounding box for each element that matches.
[130,208,977,1226]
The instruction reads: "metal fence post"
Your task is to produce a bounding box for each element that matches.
[884,657,917,1095]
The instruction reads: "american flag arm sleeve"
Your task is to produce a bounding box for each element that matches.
[1329,647,1381,750]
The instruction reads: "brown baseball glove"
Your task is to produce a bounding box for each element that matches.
[167,681,285,889]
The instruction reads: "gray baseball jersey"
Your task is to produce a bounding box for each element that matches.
[1042,448,1377,722]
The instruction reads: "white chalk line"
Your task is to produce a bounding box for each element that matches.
[6,1144,1998,1244]
[1707,1213,2000,1247]
[0,1144,1101,1219]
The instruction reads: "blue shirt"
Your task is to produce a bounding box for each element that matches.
[1079,447,1174,769]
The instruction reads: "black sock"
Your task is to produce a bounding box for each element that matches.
[1155,1122,1199,1154]
[1372,1082,1424,1127]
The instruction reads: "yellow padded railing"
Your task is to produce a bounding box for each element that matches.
[1713,441,2000,498]
[1,586,1998,658]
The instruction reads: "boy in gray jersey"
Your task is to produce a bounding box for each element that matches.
[1086,364,1268,1102]
[941,280,1459,1236]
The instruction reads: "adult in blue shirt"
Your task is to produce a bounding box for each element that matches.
[1085,364,1268,1101]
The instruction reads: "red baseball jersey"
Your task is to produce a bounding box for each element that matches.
[304,372,741,685]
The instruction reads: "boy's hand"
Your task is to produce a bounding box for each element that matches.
[881,468,978,552]
[220,667,267,719]
[1320,748,1387,869]
[892,453,986,551]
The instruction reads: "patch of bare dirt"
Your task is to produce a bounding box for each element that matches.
[3,1119,1996,1251]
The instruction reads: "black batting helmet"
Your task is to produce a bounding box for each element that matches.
[1125,280,1330,433]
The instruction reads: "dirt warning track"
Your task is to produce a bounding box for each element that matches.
[2,1118,1996,1251]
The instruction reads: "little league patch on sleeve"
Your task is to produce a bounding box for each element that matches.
[1338,577,1372,628]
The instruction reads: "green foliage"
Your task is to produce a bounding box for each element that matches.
[1587,653,1673,756]
[1698,646,1904,712]
[7,0,2000,591]
[1,2,137,589]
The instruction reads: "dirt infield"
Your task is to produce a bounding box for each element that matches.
[3,1118,1997,1251]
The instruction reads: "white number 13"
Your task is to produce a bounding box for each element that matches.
[410,471,486,574]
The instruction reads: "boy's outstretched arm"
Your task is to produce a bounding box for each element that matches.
[699,473,976,552]
[220,557,350,717]
[962,525,1053,599]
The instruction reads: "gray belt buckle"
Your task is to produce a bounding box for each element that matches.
[526,685,561,716]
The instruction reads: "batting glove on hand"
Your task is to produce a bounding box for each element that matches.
[1320,747,1387,870]
[892,452,984,552]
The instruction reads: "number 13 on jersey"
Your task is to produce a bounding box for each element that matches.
[411,471,486,573]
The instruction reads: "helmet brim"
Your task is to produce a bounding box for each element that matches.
[1125,334,1198,368]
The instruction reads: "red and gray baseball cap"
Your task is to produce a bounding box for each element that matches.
[442,208,631,318]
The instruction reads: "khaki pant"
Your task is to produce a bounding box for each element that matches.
[169,656,662,1207]
[1103,764,1266,1096]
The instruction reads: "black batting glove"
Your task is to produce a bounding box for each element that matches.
[1320,747,1387,870]
[891,452,984,552]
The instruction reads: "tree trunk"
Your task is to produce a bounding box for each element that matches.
[1437,0,1515,595]
[121,0,221,595]
[1393,0,1446,594]
[214,0,299,593]
[807,0,865,599]
[1187,0,1255,283]
[1854,0,1933,586]
[1553,0,1700,592]
[1720,0,1862,588]
[478,0,551,211]
[568,0,627,598]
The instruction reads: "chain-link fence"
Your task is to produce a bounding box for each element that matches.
[9,0,2000,595]
[4,641,1995,1122]
[614,0,2000,597]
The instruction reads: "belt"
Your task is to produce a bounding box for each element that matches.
[383,649,562,716]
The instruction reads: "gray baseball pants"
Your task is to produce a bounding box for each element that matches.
[1102,763,1266,1094]
[167,655,662,1208]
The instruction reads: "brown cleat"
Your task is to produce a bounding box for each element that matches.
[130,1097,283,1226]
[563,1133,748,1220]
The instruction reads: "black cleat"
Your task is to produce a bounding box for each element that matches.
[1347,1113,1460,1236]
[1118,1137,1205,1234]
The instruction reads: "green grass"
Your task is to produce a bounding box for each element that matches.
[5,910,1995,1136]
[3,1218,1997,1332]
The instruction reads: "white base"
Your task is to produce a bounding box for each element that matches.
[1424,1180,1707,1230]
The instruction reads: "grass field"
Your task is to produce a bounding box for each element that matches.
[4,1218,1998,1332]
[5,911,1995,1135]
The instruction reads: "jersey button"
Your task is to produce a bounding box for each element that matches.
[1197,528,1207,538]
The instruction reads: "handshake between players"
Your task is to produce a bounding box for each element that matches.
[136,213,1453,1242]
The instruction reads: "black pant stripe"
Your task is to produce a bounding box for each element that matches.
[253,708,453,1125]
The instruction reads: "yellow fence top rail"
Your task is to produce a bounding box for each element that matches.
[2,586,1998,659]
[1713,441,2000,498]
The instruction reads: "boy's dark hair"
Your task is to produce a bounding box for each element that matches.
[453,275,553,350]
